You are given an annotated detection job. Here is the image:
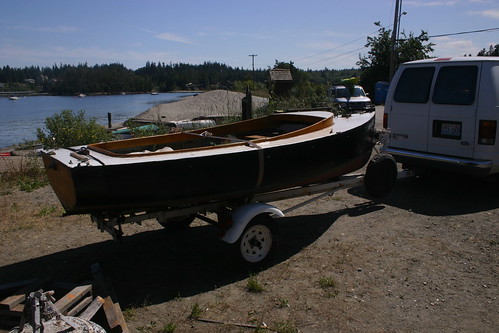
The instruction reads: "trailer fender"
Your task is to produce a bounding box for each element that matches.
[220,203,284,244]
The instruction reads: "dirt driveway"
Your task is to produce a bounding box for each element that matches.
[0,106,497,332]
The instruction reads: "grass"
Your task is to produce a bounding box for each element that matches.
[161,322,177,333]
[189,303,203,320]
[274,320,299,333]
[246,274,265,293]
[319,277,339,297]
[36,205,58,217]
[0,155,48,193]
[277,298,290,308]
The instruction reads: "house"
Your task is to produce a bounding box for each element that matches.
[268,69,293,97]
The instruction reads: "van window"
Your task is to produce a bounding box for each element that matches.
[394,67,435,103]
[432,66,478,105]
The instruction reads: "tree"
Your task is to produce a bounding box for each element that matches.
[357,22,435,94]
[477,44,499,56]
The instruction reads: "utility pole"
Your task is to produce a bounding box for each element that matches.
[249,54,257,90]
[389,0,401,81]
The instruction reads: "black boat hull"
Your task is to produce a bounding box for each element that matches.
[42,114,375,215]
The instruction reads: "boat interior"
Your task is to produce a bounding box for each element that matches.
[89,112,333,157]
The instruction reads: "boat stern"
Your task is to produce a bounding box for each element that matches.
[41,151,79,214]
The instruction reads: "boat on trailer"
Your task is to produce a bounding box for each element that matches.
[41,111,376,217]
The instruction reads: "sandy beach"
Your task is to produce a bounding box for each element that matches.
[132,89,269,123]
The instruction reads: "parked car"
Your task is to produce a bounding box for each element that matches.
[382,56,499,177]
[329,85,375,112]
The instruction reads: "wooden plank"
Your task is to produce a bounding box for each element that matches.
[103,296,129,333]
[0,277,51,311]
[91,264,129,333]
[67,295,92,317]
[79,296,105,321]
[53,284,92,314]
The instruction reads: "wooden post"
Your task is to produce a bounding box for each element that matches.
[242,88,252,120]
[107,112,112,128]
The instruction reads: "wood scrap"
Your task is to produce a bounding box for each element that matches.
[91,263,129,333]
[0,265,129,332]
[0,277,51,311]
[54,284,92,314]
[79,296,105,321]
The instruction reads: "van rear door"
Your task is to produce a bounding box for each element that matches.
[427,63,480,158]
[387,65,435,152]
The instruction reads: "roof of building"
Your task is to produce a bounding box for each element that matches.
[269,69,293,82]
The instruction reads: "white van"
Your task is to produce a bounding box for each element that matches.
[382,57,499,177]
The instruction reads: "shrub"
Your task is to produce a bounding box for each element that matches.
[37,110,111,148]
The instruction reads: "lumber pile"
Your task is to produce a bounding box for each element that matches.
[0,263,128,333]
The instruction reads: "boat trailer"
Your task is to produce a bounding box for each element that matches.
[91,153,413,266]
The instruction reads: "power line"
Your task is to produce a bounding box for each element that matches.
[303,46,367,67]
[429,27,499,38]
[293,23,395,67]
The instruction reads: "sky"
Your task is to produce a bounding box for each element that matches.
[0,0,498,71]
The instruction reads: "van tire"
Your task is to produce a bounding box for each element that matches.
[365,153,398,198]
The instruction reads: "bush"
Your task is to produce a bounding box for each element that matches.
[37,110,111,148]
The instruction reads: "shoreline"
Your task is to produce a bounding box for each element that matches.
[0,90,269,153]
[0,90,204,98]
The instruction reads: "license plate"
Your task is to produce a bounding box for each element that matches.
[433,120,462,139]
[440,123,461,136]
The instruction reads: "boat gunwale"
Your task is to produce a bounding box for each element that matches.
[88,112,334,158]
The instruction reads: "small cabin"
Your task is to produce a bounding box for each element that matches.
[269,69,293,97]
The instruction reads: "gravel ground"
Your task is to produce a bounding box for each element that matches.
[0,105,497,333]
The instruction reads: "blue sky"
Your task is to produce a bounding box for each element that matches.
[1,0,498,70]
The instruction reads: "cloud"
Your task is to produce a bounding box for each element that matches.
[469,9,499,19]
[432,37,480,56]
[156,32,191,44]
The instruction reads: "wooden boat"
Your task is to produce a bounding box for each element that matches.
[41,111,376,216]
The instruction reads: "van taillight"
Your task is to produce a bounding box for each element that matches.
[478,120,497,145]
[383,113,388,129]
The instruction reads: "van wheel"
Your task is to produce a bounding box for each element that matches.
[365,153,398,198]
[236,215,279,267]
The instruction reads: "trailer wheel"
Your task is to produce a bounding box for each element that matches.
[157,215,195,230]
[365,153,398,198]
[237,215,278,266]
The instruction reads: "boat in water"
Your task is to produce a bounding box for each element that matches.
[41,111,376,216]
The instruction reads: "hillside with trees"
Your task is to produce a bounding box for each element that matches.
[0,61,361,96]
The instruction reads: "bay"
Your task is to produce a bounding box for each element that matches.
[0,92,196,148]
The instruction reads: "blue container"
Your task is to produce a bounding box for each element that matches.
[374,81,390,105]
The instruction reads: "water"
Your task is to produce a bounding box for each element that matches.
[0,92,196,148]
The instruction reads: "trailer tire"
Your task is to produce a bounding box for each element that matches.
[237,215,279,267]
[157,215,195,230]
[365,153,397,198]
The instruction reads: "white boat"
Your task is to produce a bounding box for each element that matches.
[8,96,20,101]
